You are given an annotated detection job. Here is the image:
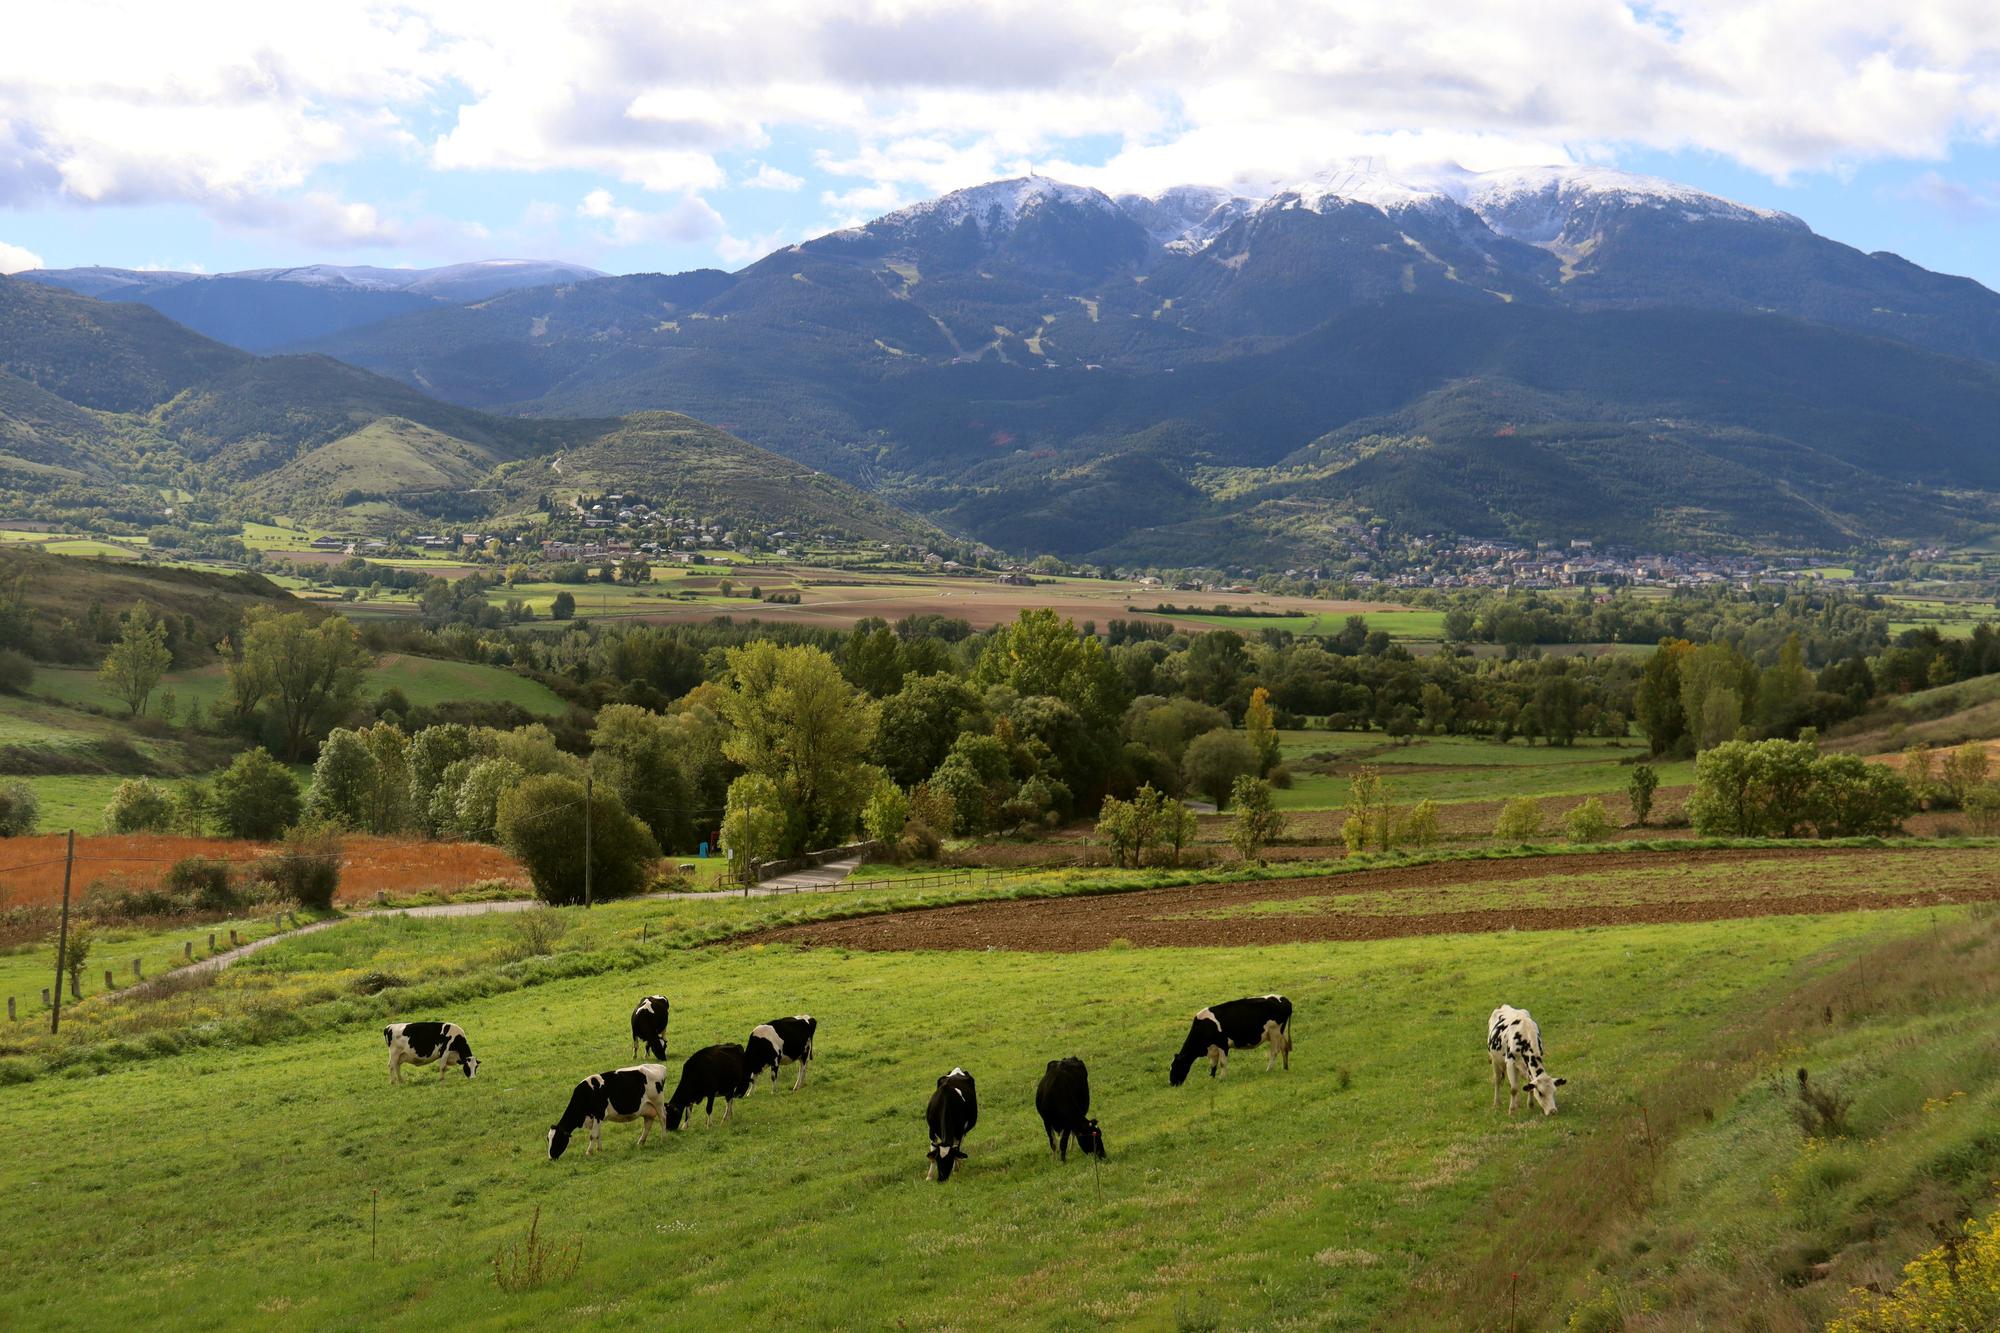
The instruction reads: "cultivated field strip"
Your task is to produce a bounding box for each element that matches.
[753,847,2000,951]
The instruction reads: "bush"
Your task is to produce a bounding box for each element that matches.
[212,749,301,839]
[1564,797,1614,843]
[1494,796,1544,841]
[0,649,33,694]
[1182,730,1257,809]
[165,857,239,913]
[1828,1196,2000,1333]
[1267,763,1294,790]
[1627,763,1658,826]
[0,781,38,837]
[498,774,660,905]
[104,779,177,834]
[1967,784,2000,836]
[252,826,343,911]
[1399,799,1441,848]
[511,906,571,958]
[50,918,94,998]
[1688,739,1913,839]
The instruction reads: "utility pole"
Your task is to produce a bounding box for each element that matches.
[583,772,594,909]
[50,829,74,1034]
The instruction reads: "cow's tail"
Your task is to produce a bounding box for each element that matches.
[383,1026,394,1047]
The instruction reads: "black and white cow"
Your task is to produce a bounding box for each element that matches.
[384,1021,480,1084]
[664,1044,752,1130]
[743,1015,817,1092]
[1035,1056,1105,1162]
[926,1067,979,1182]
[1488,1005,1566,1116]
[630,995,670,1061]
[547,1064,668,1159]
[1168,995,1293,1086]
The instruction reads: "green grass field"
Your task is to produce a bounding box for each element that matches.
[0,898,1954,1330]
[35,654,566,719]
[1270,729,1686,811]
[1176,608,1449,639]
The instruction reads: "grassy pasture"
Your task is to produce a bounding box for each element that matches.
[1271,729,1687,811]
[33,653,566,719]
[0,903,1944,1331]
[1175,608,1449,640]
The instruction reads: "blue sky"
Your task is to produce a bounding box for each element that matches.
[3,2,1998,286]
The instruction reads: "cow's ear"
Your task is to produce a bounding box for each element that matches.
[1554,1077,1567,1086]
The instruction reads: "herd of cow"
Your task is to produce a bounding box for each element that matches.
[380,994,1568,1181]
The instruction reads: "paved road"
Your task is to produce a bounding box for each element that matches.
[107,855,869,998]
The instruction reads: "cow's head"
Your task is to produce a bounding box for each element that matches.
[1528,1071,1567,1116]
[460,1054,480,1079]
[928,1141,966,1182]
[1078,1118,1107,1160]
[547,1125,571,1160]
[664,1101,690,1132]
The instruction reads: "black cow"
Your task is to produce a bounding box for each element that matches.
[384,1021,480,1084]
[547,1064,667,1159]
[664,1044,752,1130]
[1035,1056,1106,1162]
[1168,995,1294,1086]
[743,1015,817,1092]
[630,995,670,1061]
[926,1067,979,1182]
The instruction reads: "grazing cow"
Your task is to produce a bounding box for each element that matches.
[1488,1005,1566,1116]
[664,1044,752,1130]
[630,995,670,1061]
[1168,995,1293,1086]
[384,1021,480,1084]
[547,1064,668,1159]
[926,1067,979,1182]
[1035,1057,1106,1162]
[743,1015,817,1092]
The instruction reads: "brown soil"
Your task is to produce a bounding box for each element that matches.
[750,847,2000,952]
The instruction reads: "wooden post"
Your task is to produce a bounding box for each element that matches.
[49,829,74,1035]
[104,970,114,991]
[42,987,51,1008]
[7,996,15,1021]
[69,971,79,1001]
[209,932,217,952]
[230,929,239,947]
[132,959,143,980]
[184,941,194,962]
[583,771,594,910]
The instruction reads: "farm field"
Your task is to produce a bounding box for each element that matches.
[0,870,1982,1330]
[33,653,567,719]
[1269,729,1686,811]
[1175,608,1448,639]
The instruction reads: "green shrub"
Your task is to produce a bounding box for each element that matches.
[164,857,238,913]
[0,781,38,837]
[1400,799,1441,848]
[1627,763,1658,825]
[212,749,301,839]
[498,774,659,905]
[252,826,343,911]
[104,779,176,834]
[1494,796,1544,841]
[1565,797,1614,843]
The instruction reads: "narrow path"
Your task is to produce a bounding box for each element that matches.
[107,855,870,999]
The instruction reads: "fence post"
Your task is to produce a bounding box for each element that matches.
[132,959,143,981]
[41,988,50,1008]
[6,996,14,1021]
[184,941,194,962]
[230,929,240,947]
[104,970,114,991]
[69,972,79,1001]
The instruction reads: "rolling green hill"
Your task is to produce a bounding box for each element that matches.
[0,275,946,546]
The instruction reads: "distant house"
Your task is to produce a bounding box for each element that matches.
[996,572,1035,586]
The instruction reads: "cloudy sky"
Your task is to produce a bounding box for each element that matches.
[3,1,1999,284]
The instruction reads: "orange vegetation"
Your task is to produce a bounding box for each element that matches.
[0,834,528,908]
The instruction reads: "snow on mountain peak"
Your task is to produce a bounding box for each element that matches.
[1115,185,1256,251]
[1460,165,1806,241]
[881,175,1120,234]
[1272,159,1460,218]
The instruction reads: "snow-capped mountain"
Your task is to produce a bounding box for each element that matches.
[1114,185,1255,251]
[875,175,1122,237]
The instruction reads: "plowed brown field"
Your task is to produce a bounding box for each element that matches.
[753,847,2000,952]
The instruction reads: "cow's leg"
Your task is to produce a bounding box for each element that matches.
[389,1051,402,1084]
[722,1096,734,1124]
[1507,1062,1521,1116]
[1282,1029,1292,1070]
[1491,1054,1505,1110]
[1046,1127,1059,1157]
[793,1059,807,1091]
[926,1155,937,1182]
[439,1055,451,1084]
[770,1066,779,1095]
[1059,1129,1070,1162]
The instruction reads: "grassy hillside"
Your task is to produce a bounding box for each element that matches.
[0,878,1980,1329]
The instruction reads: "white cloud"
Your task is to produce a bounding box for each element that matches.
[743,163,805,191]
[0,240,44,273]
[1898,170,2000,221]
[6,1,2000,253]
[716,227,790,266]
[578,188,723,246]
